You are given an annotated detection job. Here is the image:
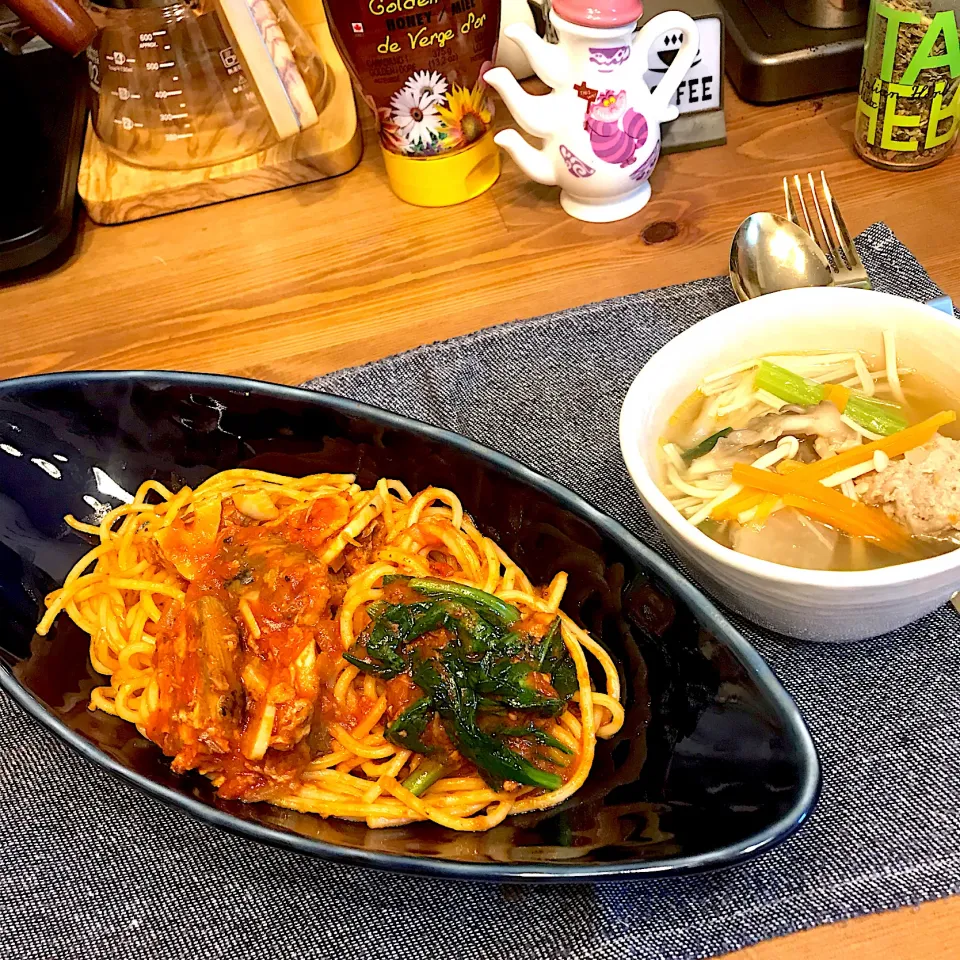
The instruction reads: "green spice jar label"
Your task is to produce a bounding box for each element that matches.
[324,0,500,157]
[856,0,960,164]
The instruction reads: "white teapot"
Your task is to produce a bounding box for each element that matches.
[484,0,699,222]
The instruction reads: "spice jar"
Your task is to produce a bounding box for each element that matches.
[854,0,960,170]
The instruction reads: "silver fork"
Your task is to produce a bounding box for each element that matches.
[783,172,871,290]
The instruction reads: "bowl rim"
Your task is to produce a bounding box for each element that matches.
[0,368,820,882]
[620,287,960,590]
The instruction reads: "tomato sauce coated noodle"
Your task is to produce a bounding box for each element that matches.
[37,470,624,831]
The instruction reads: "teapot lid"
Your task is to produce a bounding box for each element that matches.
[551,0,644,28]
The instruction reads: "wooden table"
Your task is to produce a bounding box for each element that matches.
[3,82,959,958]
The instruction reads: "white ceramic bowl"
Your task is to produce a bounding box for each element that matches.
[619,286,960,642]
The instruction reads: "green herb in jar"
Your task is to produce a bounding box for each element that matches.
[854,0,960,170]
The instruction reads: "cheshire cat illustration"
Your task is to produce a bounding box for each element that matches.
[585,90,649,167]
[483,6,698,222]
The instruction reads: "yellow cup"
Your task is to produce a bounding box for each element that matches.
[381,133,501,207]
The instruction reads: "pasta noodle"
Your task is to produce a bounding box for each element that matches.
[37,469,623,831]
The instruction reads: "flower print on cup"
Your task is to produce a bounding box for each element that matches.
[404,70,449,106]
[559,144,595,177]
[589,45,631,72]
[629,141,660,182]
[390,86,443,154]
[438,78,494,149]
[387,71,494,156]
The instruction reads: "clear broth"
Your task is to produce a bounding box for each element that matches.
[662,359,960,571]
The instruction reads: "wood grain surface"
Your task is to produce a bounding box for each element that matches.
[2,70,959,959]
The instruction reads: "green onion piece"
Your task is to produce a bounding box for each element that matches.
[407,577,521,626]
[755,361,826,407]
[401,758,447,797]
[844,395,909,436]
[753,360,907,437]
[681,428,733,462]
[857,394,901,409]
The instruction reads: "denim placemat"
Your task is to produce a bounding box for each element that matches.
[2,223,958,960]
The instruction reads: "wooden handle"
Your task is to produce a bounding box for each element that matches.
[5,0,97,56]
[216,0,319,141]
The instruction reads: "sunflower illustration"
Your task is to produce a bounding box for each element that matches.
[437,80,492,148]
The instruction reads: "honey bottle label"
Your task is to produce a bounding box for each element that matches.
[325,0,501,157]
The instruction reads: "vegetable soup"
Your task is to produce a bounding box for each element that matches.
[658,332,960,571]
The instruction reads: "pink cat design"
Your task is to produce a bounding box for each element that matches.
[584,90,649,168]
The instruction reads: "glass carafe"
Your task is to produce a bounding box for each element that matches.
[83,0,332,169]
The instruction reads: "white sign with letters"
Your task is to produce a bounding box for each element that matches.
[643,15,722,116]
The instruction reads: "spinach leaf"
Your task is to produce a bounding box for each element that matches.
[346,594,580,793]
[536,618,578,699]
[345,600,452,678]
[475,658,565,714]
[387,575,521,627]
[496,724,573,754]
[415,649,562,792]
[385,697,434,753]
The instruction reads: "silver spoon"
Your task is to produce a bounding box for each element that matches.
[730,212,834,301]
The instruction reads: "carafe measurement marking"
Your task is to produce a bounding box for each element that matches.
[106,52,136,65]
[138,30,169,50]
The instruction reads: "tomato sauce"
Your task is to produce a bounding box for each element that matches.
[148,495,352,799]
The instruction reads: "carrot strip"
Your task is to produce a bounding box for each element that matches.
[712,490,764,521]
[707,409,954,531]
[732,463,909,549]
[823,383,851,413]
[780,494,908,552]
[793,410,956,483]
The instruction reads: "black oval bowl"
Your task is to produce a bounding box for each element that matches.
[0,371,819,881]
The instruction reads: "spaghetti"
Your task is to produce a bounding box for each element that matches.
[37,469,624,831]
